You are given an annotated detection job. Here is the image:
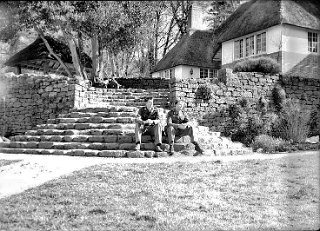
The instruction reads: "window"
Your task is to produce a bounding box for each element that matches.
[234,39,244,59]
[245,35,255,57]
[200,68,218,78]
[169,68,175,78]
[256,32,266,54]
[200,68,208,78]
[308,32,318,53]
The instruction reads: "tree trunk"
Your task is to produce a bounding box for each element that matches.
[63,28,85,81]
[35,27,73,78]
[109,52,115,77]
[78,31,88,80]
[98,48,106,81]
[163,17,175,57]
[91,33,100,82]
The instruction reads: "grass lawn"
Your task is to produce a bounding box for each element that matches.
[0,159,21,168]
[0,153,319,231]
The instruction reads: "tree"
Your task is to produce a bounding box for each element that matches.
[203,0,242,30]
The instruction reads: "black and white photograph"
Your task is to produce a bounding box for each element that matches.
[0,0,319,230]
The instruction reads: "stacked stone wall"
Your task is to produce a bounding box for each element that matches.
[169,69,320,132]
[0,73,77,135]
[116,77,169,89]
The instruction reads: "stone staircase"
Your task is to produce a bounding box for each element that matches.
[0,88,253,157]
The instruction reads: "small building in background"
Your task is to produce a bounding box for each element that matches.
[151,3,221,80]
[153,0,320,80]
[4,36,92,76]
[213,0,320,79]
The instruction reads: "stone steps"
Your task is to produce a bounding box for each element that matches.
[35,123,135,130]
[0,148,167,158]
[72,106,137,113]
[0,87,254,158]
[0,141,196,153]
[25,128,133,136]
[46,117,136,124]
[58,111,137,118]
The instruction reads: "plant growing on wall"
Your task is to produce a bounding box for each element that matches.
[272,84,286,111]
[233,57,280,74]
[196,85,212,101]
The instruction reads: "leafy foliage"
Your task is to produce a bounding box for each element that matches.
[196,85,212,101]
[309,106,320,136]
[272,84,286,111]
[253,134,287,153]
[276,99,311,144]
[233,57,280,74]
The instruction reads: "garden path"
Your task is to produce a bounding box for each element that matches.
[0,151,318,199]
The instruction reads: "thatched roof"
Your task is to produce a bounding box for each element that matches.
[214,0,320,45]
[4,36,92,75]
[151,30,221,73]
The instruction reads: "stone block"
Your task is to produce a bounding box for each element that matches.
[38,142,54,149]
[73,136,89,142]
[127,151,144,158]
[118,136,133,143]
[100,150,126,157]
[119,143,136,150]
[88,136,104,142]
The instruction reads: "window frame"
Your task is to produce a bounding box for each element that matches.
[234,31,267,60]
[245,35,255,57]
[200,68,218,79]
[256,32,266,54]
[308,32,319,53]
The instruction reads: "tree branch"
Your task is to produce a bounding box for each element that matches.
[34,26,73,78]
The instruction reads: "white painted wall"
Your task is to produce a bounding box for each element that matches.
[151,65,201,80]
[221,25,282,65]
[266,25,282,53]
[282,24,309,54]
[181,65,200,79]
[281,24,319,72]
[221,40,234,65]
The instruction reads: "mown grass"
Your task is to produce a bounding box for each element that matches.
[0,159,21,168]
[0,153,319,231]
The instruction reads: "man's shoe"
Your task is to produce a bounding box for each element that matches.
[168,144,174,155]
[134,143,141,151]
[193,142,204,154]
[155,145,163,152]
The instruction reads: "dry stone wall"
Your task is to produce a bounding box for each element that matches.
[0,74,169,135]
[116,77,169,89]
[0,73,77,135]
[169,69,320,132]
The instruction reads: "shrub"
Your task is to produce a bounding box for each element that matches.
[253,134,288,153]
[196,85,212,101]
[233,57,280,74]
[239,97,248,108]
[277,99,311,143]
[272,84,286,111]
[309,107,320,136]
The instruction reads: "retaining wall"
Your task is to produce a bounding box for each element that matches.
[116,77,169,89]
[0,73,77,135]
[169,69,320,132]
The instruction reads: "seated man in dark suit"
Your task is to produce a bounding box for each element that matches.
[135,97,163,152]
[166,100,204,155]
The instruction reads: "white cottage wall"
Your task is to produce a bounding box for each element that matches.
[281,24,318,73]
[221,25,282,65]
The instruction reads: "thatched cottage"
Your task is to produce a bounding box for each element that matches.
[151,3,220,80]
[4,36,92,76]
[152,0,320,79]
